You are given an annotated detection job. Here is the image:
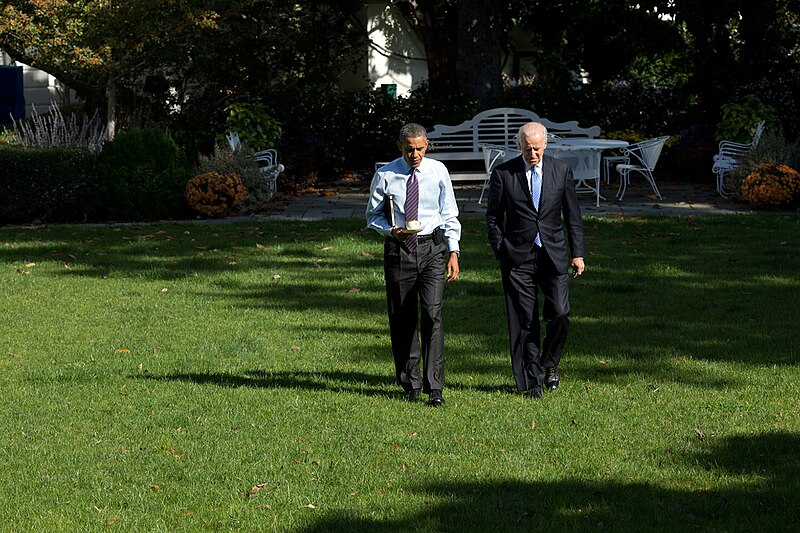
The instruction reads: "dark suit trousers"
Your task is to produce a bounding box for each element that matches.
[501,248,570,392]
[384,237,446,393]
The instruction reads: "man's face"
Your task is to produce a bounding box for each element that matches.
[519,132,547,167]
[398,135,428,168]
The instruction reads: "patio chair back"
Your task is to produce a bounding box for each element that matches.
[478,144,522,204]
[712,119,766,197]
[226,131,243,151]
[226,131,285,201]
[615,136,670,200]
[633,136,669,171]
[751,120,766,147]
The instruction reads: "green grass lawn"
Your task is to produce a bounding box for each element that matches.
[1,214,798,531]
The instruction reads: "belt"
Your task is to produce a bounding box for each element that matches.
[418,233,435,242]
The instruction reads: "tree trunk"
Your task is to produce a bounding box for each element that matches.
[409,0,459,95]
[456,0,504,107]
[403,0,504,104]
[106,76,117,139]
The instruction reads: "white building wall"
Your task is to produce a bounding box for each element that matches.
[1,51,73,117]
[365,3,428,96]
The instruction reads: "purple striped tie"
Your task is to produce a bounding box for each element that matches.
[405,169,419,252]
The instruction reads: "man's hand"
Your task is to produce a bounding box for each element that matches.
[571,257,585,278]
[391,227,409,243]
[446,252,460,282]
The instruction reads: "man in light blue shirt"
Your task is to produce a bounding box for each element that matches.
[366,123,461,407]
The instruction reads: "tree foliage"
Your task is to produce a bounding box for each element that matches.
[3,0,800,176]
[0,1,224,134]
[0,1,366,138]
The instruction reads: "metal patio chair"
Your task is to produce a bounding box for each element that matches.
[712,120,765,197]
[615,136,670,200]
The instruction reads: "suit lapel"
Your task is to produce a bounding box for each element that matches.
[512,157,534,210]
[540,156,559,212]
[513,158,528,197]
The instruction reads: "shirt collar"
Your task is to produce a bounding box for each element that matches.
[526,161,542,174]
[401,158,426,175]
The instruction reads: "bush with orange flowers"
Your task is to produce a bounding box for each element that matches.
[185,171,246,217]
[740,164,800,210]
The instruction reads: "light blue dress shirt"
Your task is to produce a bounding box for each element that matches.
[526,161,543,196]
[366,156,461,253]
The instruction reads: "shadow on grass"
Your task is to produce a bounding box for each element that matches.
[298,431,800,532]
[0,219,374,279]
[138,367,521,397]
[140,370,399,398]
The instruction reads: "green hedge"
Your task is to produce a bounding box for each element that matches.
[95,128,193,221]
[0,145,100,224]
[1,128,195,224]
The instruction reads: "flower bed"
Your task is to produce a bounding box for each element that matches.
[185,171,246,217]
[741,164,800,210]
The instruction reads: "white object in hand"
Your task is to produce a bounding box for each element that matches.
[406,220,421,231]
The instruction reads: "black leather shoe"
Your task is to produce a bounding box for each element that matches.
[404,388,421,402]
[428,390,445,407]
[545,367,560,391]
[529,386,543,399]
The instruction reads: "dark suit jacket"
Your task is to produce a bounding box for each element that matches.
[486,154,585,273]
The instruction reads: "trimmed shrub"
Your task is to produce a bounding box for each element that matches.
[225,102,282,150]
[96,128,192,220]
[741,164,800,210]
[185,171,246,217]
[0,145,99,224]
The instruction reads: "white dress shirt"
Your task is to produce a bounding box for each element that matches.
[366,156,461,253]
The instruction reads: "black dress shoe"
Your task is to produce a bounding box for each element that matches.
[529,386,543,399]
[404,388,421,402]
[428,390,445,407]
[545,367,560,391]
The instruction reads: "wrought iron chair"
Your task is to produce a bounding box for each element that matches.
[478,144,522,205]
[712,120,765,197]
[603,153,629,184]
[227,131,285,200]
[615,136,670,200]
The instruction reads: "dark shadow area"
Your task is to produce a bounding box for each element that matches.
[139,369,398,398]
[0,220,374,279]
[299,431,800,532]
[137,366,518,397]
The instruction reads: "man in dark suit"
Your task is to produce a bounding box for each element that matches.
[486,122,585,399]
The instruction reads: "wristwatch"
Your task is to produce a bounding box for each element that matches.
[451,250,460,257]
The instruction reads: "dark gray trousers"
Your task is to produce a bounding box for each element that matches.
[384,236,447,393]
[501,248,571,392]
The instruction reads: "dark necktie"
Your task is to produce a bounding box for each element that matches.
[405,168,419,252]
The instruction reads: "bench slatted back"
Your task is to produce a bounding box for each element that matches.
[427,108,600,159]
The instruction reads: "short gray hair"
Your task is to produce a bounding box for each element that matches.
[517,122,548,147]
[399,123,428,142]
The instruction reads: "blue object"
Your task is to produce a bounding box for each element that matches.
[0,65,25,124]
